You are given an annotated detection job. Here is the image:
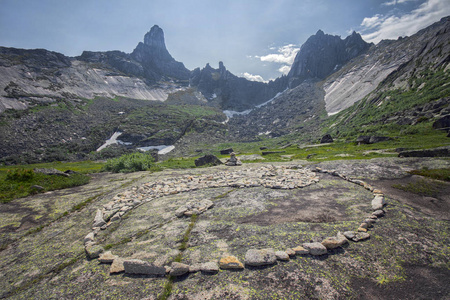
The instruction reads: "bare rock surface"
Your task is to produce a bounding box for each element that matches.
[1,158,449,299]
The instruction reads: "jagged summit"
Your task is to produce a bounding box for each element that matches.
[287,30,371,87]
[143,25,165,48]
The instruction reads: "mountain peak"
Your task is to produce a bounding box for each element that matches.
[143,25,166,50]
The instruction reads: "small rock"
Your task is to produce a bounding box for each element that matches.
[85,244,104,259]
[99,251,118,263]
[357,227,368,232]
[372,210,385,217]
[354,232,370,242]
[189,264,202,273]
[31,185,44,191]
[285,248,296,257]
[320,134,333,144]
[200,262,219,274]
[292,246,309,255]
[372,195,386,210]
[244,248,277,266]
[321,235,348,250]
[302,243,327,256]
[169,262,190,276]
[343,231,356,240]
[110,258,125,274]
[359,223,369,229]
[194,155,223,167]
[84,232,95,244]
[93,209,106,228]
[219,255,244,270]
[123,259,166,275]
[275,251,290,261]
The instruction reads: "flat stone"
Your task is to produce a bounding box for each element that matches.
[219,255,244,270]
[292,246,309,255]
[372,195,386,210]
[275,251,290,261]
[98,251,118,263]
[321,234,348,249]
[373,210,385,217]
[110,258,125,274]
[245,248,277,266]
[285,248,296,257]
[357,227,368,232]
[302,242,327,256]
[343,231,356,240]
[359,223,369,229]
[123,259,166,275]
[354,232,371,242]
[200,262,219,273]
[169,262,190,276]
[93,209,106,228]
[85,244,104,259]
[189,264,202,273]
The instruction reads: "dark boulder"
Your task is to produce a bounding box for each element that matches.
[220,148,234,155]
[432,115,450,130]
[194,155,223,167]
[356,136,390,144]
[398,146,450,157]
[320,134,333,143]
[356,136,371,144]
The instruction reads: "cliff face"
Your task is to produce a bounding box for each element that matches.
[323,16,450,115]
[288,30,371,87]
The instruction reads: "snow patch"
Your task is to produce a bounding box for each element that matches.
[137,145,175,154]
[96,131,122,152]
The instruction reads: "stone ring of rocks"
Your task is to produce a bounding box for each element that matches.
[84,163,387,278]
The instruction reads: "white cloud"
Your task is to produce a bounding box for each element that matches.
[257,44,299,65]
[278,65,291,75]
[242,72,267,82]
[382,0,418,6]
[361,0,450,44]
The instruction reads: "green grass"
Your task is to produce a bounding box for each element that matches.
[392,179,447,197]
[103,152,161,173]
[0,170,90,203]
[409,168,450,181]
[0,160,103,203]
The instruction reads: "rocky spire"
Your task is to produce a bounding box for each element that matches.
[143,25,166,50]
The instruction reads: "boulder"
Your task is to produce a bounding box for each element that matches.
[320,134,333,143]
[219,255,244,270]
[356,136,390,144]
[432,114,450,129]
[169,262,190,276]
[398,146,450,157]
[194,154,223,167]
[123,259,166,275]
[244,248,277,266]
[220,148,234,155]
[302,242,327,256]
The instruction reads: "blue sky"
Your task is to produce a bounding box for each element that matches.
[1,0,449,81]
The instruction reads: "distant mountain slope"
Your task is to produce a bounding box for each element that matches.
[323,16,450,115]
[0,25,189,113]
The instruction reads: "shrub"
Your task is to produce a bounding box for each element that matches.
[6,169,35,181]
[103,152,160,173]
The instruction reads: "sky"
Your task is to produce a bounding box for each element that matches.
[1,0,449,81]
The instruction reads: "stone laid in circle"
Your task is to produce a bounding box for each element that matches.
[85,244,104,259]
[169,262,190,276]
[84,232,95,244]
[110,258,125,274]
[372,210,385,217]
[353,232,370,242]
[343,231,356,240]
[321,234,348,249]
[98,251,118,263]
[292,246,309,255]
[219,255,244,270]
[200,261,219,273]
[302,242,328,256]
[275,251,290,261]
[93,209,106,228]
[244,248,277,266]
[285,248,296,257]
[372,195,386,210]
[189,264,202,273]
[123,259,166,275]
